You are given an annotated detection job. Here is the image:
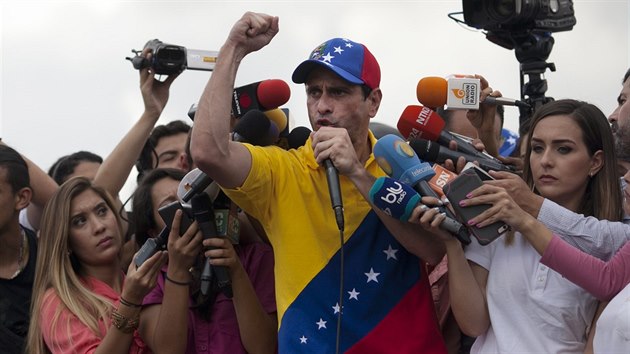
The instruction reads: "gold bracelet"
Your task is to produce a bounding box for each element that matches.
[111,308,139,334]
[119,296,142,308]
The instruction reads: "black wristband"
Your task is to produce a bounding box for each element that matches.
[165,274,191,286]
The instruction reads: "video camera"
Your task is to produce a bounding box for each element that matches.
[126,39,218,75]
[135,189,239,262]
[462,0,576,49]
[460,0,576,126]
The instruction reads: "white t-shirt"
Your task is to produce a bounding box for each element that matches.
[18,208,35,232]
[594,282,630,353]
[465,233,598,353]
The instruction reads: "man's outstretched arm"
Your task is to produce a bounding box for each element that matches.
[191,12,279,189]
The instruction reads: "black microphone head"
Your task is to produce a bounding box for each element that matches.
[409,138,440,162]
[190,193,213,223]
[369,122,403,139]
[287,126,312,149]
[233,110,279,146]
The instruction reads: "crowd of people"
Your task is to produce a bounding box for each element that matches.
[1,10,629,354]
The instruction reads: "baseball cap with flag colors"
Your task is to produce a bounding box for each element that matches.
[292,38,380,90]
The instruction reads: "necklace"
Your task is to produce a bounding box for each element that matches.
[10,229,27,279]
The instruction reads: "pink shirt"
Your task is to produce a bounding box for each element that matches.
[541,234,630,301]
[40,276,148,354]
[143,242,276,354]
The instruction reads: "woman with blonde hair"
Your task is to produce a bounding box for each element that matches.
[26,177,201,353]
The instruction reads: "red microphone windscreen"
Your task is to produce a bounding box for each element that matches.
[396,105,445,142]
[416,77,447,109]
[257,79,291,110]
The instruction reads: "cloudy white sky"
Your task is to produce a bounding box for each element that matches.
[1,0,628,202]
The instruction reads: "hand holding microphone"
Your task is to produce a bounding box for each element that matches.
[373,134,471,244]
[416,75,530,110]
[311,127,352,231]
[397,105,510,169]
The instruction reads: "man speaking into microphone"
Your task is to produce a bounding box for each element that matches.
[191,12,446,354]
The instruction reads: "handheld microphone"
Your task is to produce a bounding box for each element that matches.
[232,79,291,118]
[232,110,280,146]
[263,108,289,136]
[324,159,344,231]
[483,96,530,108]
[287,126,312,149]
[180,168,215,204]
[191,193,233,298]
[397,105,504,166]
[416,76,530,110]
[369,177,465,235]
[428,164,458,198]
[373,134,470,244]
[410,138,515,173]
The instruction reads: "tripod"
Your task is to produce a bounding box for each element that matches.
[510,31,557,128]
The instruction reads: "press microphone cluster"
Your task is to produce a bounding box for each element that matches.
[232,110,281,146]
[397,105,514,173]
[409,138,514,173]
[369,176,466,241]
[416,76,530,110]
[373,134,471,244]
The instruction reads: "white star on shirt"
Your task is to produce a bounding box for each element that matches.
[507,136,516,145]
[348,288,360,300]
[316,318,327,329]
[333,302,341,314]
[333,46,344,54]
[321,52,334,62]
[300,335,308,344]
[383,244,399,260]
[345,42,353,48]
[365,268,380,283]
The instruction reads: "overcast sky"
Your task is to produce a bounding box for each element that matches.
[1,0,628,202]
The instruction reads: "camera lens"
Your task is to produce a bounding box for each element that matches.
[492,0,515,18]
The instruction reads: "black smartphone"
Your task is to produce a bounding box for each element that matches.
[158,201,195,235]
[442,168,509,245]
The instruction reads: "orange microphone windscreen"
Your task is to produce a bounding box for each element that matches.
[416,76,448,109]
